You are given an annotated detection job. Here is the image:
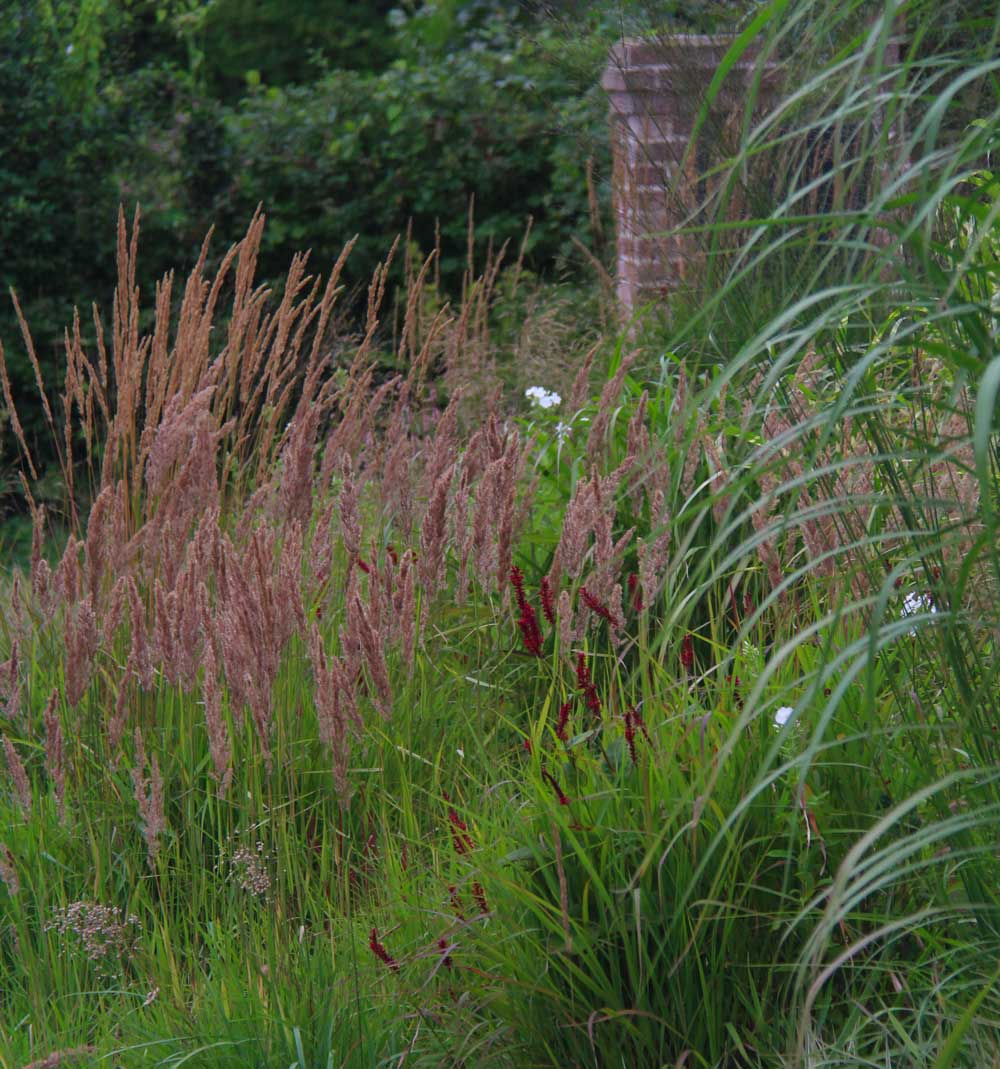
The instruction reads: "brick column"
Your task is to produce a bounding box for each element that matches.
[601,36,776,318]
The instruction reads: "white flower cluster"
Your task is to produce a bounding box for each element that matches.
[774,706,795,728]
[525,386,561,410]
[901,591,937,636]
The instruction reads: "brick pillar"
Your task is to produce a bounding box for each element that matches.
[601,36,776,318]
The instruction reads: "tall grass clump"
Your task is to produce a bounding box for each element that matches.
[1,1,999,1066]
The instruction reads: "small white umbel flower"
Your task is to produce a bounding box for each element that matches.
[525,386,561,410]
[901,591,937,635]
[774,706,794,728]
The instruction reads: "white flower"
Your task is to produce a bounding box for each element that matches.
[555,420,571,443]
[901,591,936,635]
[774,706,794,728]
[66,43,74,55]
[525,386,561,410]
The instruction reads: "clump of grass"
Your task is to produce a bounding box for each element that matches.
[0,2,999,1066]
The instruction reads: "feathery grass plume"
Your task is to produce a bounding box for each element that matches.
[394,549,417,676]
[276,521,306,638]
[368,544,389,639]
[320,363,376,478]
[0,638,19,720]
[21,1049,98,1069]
[549,464,629,588]
[307,622,352,798]
[422,391,463,497]
[124,575,154,692]
[152,580,180,687]
[307,497,337,604]
[350,592,392,719]
[419,463,455,616]
[52,536,82,610]
[63,596,98,709]
[276,404,319,533]
[0,844,18,896]
[567,339,600,416]
[379,409,416,540]
[83,484,112,603]
[557,588,575,651]
[214,527,296,769]
[469,450,504,589]
[42,689,65,821]
[0,336,39,480]
[586,350,636,466]
[201,639,232,796]
[624,389,651,510]
[141,386,227,578]
[637,489,671,614]
[131,727,165,868]
[337,563,362,692]
[27,497,53,615]
[452,463,473,604]
[700,429,731,526]
[338,455,362,560]
[499,431,533,591]
[3,736,31,815]
[102,574,128,648]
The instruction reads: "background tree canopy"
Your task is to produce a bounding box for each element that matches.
[0,0,750,506]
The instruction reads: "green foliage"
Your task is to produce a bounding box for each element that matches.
[199,0,400,100]
[5,4,1000,1065]
[222,13,609,292]
[0,4,121,478]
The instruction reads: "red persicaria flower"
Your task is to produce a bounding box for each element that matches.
[575,651,591,689]
[357,557,371,575]
[555,699,572,741]
[444,794,475,855]
[627,572,643,612]
[630,704,651,743]
[472,881,489,914]
[369,928,399,972]
[542,768,570,806]
[447,884,464,919]
[510,565,527,600]
[510,566,543,657]
[581,587,621,629]
[681,634,694,671]
[575,652,601,716]
[539,576,556,625]
[624,710,637,765]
